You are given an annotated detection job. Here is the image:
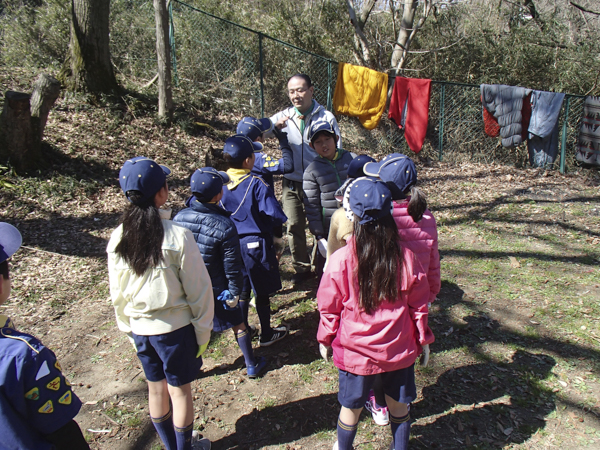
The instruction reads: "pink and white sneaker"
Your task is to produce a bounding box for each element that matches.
[364,390,389,426]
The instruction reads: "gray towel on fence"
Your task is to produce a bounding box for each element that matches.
[481,84,532,148]
[527,90,565,168]
[576,96,600,166]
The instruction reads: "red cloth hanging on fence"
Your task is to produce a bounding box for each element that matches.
[388,77,431,153]
[482,102,500,137]
[521,92,532,141]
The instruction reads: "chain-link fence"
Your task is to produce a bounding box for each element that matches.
[110,0,157,82]
[116,0,587,172]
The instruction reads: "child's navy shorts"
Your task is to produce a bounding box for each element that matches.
[213,293,245,332]
[132,324,202,387]
[338,364,416,409]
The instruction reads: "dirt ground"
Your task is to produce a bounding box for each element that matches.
[1,69,600,449]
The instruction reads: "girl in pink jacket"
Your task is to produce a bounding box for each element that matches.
[361,153,440,428]
[317,178,434,450]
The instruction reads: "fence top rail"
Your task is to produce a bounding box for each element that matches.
[170,0,588,100]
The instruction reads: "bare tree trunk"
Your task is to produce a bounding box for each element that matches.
[61,0,119,94]
[391,0,418,71]
[391,0,433,73]
[154,0,174,122]
[346,0,377,68]
[31,74,61,143]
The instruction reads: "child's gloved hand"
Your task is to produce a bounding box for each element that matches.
[272,127,288,144]
[273,237,285,260]
[319,343,332,362]
[420,344,430,367]
[226,295,239,309]
[217,290,239,310]
[274,116,289,130]
[317,238,327,258]
[196,341,209,358]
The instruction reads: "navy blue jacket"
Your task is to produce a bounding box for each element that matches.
[173,200,244,297]
[0,316,82,450]
[221,172,288,238]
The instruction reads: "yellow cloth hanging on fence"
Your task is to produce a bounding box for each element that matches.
[333,62,388,130]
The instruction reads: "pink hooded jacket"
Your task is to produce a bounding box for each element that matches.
[392,199,440,304]
[317,238,435,376]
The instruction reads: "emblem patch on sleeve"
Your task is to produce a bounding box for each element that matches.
[25,387,40,401]
[46,377,61,391]
[58,390,72,405]
[35,360,50,381]
[38,400,54,414]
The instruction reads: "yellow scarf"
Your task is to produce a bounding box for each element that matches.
[226,168,251,189]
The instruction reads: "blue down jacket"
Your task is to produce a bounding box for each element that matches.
[481,84,532,148]
[303,149,354,238]
[173,200,243,297]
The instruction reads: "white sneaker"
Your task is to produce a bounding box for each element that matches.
[364,390,389,426]
[192,430,211,450]
[332,440,338,450]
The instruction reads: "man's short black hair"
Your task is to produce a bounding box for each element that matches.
[223,153,245,169]
[288,73,312,87]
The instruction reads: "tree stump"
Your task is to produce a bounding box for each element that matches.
[0,74,61,171]
[0,92,34,170]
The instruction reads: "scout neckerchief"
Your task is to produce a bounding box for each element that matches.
[295,100,315,137]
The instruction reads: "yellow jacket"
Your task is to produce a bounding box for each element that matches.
[333,63,388,130]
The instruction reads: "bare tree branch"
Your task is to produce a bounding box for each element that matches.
[346,0,375,67]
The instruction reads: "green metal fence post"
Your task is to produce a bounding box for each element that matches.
[559,96,571,174]
[169,1,179,86]
[259,33,264,118]
[438,83,446,161]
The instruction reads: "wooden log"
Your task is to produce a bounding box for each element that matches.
[0,74,61,171]
[31,74,61,142]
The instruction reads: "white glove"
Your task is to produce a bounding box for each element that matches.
[319,343,332,362]
[420,344,430,367]
[225,295,239,309]
[317,238,327,258]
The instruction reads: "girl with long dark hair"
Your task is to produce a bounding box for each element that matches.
[107,157,214,450]
[317,178,434,450]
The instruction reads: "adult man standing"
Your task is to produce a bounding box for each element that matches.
[269,74,342,284]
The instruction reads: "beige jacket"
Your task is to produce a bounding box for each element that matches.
[107,211,214,347]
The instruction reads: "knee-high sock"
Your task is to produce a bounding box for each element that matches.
[239,292,251,329]
[390,413,410,450]
[235,328,256,367]
[255,294,272,338]
[151,409,177,450]
[373,374,387,408]
[174,422,193,450]
[337,417,358,450]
